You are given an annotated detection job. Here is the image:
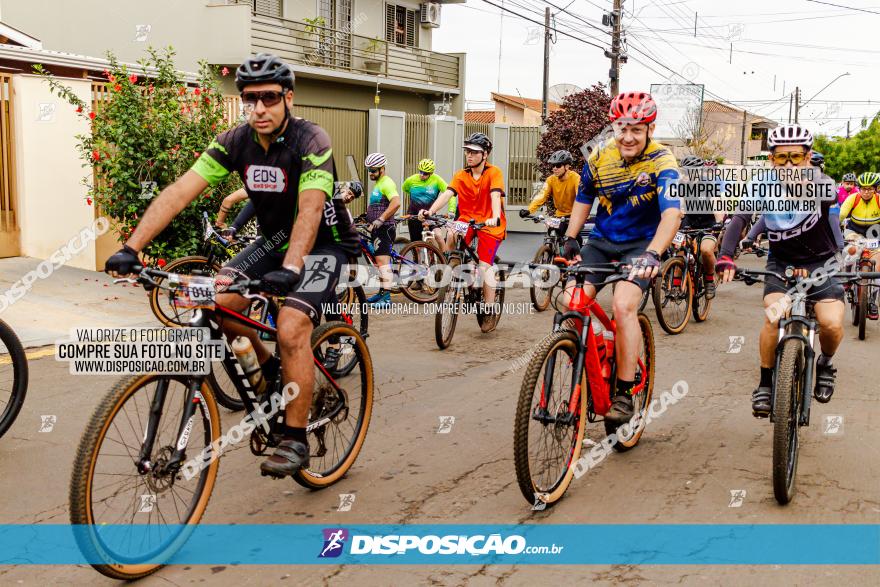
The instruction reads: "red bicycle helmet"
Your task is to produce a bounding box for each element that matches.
[608,92,658,124]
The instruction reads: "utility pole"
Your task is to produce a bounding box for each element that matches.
[694,12,697,37]
[847,119,851,138]
[604,0,623,95]
[740,110,748,165]
[794,86,800,124]
[542,7,550,120]
[788,93,793,123]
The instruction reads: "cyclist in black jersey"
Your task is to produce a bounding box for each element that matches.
[716,124,842,417]
[679,155,724,298]
[105,53,359,478]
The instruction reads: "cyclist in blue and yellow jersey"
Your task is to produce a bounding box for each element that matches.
[561,91,682,425]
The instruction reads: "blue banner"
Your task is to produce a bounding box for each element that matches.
[1,524,878,565]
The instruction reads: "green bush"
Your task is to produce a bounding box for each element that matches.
[814,113,880,181]
[35,47,241,262]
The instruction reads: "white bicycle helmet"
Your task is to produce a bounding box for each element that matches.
[767,124,813,149]
[365,152,387,168]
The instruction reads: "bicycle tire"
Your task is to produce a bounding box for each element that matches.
[69,374,222,580]
[772,338,803,505]
[638,284,651,313]
[294,321,374,488]
[692,270,711,322]
[653,256,692,335]
[513,329,587,507]
[398,240,445,304]
[477,258,507,330]
[604,313,655,451]
[0,319,28,439]
[529,244,555,312]
[434,256,463,349]
[148,256,221,327]
[858,282,867,341]
[851,286,860,326]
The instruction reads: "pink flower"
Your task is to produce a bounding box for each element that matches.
[221,67,229,76]
[128,74,138,83]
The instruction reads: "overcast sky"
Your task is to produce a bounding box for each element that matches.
[433,0,880,137]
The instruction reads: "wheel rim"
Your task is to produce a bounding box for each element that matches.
[532,249,554,308]
[153,259,214,326]
[658,260,690,329]
[786,359,801,492]
[441,280,462,341]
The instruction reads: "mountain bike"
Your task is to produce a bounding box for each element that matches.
[734,264,880,504]
[70,266,373,579]
[352,216,444,304]
[653,224,722,334]
[514,260,655,507]
[842,235,879,340]
[0,318,28,439]
[428,215,508,349]
[522,213,568,312]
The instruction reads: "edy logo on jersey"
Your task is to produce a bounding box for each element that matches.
[246,165,287,193]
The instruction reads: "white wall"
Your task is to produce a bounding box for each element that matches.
[368,108,405,190]
[12,75,98,270]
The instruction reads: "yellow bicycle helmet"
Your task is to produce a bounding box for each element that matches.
[857,172,880,187]
[417,159,435,174]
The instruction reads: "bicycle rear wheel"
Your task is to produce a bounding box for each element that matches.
[858,282,867,340]
[605,313,655,450]
[149,256,221,327]
[398,240,444,304]
[0,319,27,439]
[772,338,803,505]
[692,270,712,322]
[514,330,586,507]
[295,322,374,488]
[477,259,507,331]
[69,375,221,580]
[434,257,463,349]
[653,256,692,335]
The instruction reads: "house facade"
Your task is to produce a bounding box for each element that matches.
[0,0,466,116]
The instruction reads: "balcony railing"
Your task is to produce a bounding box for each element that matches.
[251,14,460,90]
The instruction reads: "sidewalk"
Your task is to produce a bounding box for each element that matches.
[0,257,155,348]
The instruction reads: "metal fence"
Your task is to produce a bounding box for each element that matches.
[403,113,430,211]
[464,121,490,138]
[0,74,16,251]
[507,125,542,205]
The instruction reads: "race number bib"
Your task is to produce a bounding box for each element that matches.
[170,275,216,310]
[865,239,880,250]
[450,220,470,235]
[545,217,562,229]
[672,232,686,246]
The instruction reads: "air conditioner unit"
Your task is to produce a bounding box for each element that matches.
[420,3,442,28]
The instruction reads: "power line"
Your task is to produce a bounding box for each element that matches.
[477,0,606,50]
[804,0,880,16]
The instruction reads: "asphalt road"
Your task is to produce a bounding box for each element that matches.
[2,238,880,585]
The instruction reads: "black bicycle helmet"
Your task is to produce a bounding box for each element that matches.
[810,151,825,167]
[548,150,574,166]
[463,132,492,154]
[235,53,295,92]
[679,155,704,168]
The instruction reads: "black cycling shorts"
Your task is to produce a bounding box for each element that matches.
[763,256,844,302]
[372,225,396,257]
[219,237,347,326]
[575,237,652,293]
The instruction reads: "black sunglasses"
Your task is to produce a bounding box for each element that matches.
[241,90,286,107]
[367,167,382,173]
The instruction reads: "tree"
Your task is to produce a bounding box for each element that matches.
[536,84,611,178]
[814,113,880,181]
[35,47,242,262]
[673,106,724,161]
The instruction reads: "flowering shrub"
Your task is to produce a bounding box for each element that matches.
[536,84,611,178]
[35,47,242,260]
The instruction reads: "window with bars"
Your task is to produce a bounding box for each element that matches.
[385,3,417,48]
[253,0,282,16]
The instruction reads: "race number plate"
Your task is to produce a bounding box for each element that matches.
[170,275,216,310]
[545,217,562,229]
[672,232,686,246]
[864,239,880,250]
[450,220,470,235]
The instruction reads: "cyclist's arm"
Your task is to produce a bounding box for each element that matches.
[746,216,766,240]
[282,130,334,271]
[828,204,844,249]
[380,188,401,222]
[527,180,551,215]
[564,201,591,239]
[216,188,248,226]
[428,188,454,215]
[230,200,257,232]
[565,159,596,237]
[838,194,856,224]
[491,189,503,221]
[127,170,209,252]
[719,214,750,258]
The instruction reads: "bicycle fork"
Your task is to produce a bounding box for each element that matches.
[774,318,815,427]
[136,377,206,476]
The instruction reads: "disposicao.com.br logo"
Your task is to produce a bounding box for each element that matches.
[319,528,563,557]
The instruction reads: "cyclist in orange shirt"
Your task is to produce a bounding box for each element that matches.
[420,132,506,332]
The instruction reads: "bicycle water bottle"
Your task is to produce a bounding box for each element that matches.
[232,336,267,394]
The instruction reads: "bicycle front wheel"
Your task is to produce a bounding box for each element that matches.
[295,321,374,488]
[0,319,27,438]
[653,256,692,335]
[529,244,555,311]
[69,375,221,580]
[434,257,463,349]
[692,270,712,322]
[398,240,445,304]
[149,256,221,327]
[513,330,587,507]
[772,338,804,505]
[858,282,867,340]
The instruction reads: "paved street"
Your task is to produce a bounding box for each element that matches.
[1,242,880,585]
